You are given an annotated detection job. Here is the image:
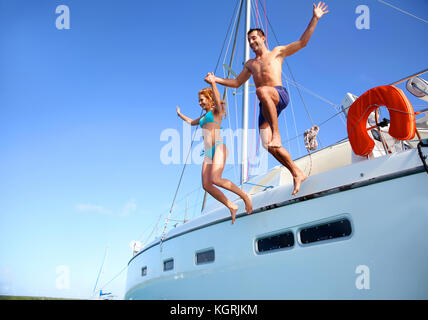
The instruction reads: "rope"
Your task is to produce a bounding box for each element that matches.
[161,111,202,243]
[247,0,269,180]
[377,0,428,24]
[243,181,274,190]
[213,0,242,74]
[284,60,321,147]
[255,0,259,28]
[250,0,261,37]
[224,87,239,184]
[201,0,244,212]
[153,1,426,245]
[263,0,268,45]
[222,0,244,71]
[140,180,206,246]
[92,247,108,296]
[286,79,302,156]
[256,0,324,148]
[281,102,418,147]
[303,126,319,177]
[306,151,314,177]
[304,125,320,151]
[161,0,247,240]
[282,75,347,127]
[218,0,244,187]
[98,265,128,294]
[144,210,167,245]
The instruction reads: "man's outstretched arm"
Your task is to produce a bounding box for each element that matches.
[208,65,252,89]
[278,1,329,58]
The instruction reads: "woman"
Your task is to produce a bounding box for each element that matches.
[176,73,252,224]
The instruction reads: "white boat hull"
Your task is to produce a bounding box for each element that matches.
[125,146,428,299]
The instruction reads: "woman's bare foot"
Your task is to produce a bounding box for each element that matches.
[242,192,253,214]
[292,172,308,196]
[229,203,239,224]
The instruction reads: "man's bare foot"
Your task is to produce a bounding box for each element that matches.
[292,173,307,196]
[242,192,253,214]
[268,133,282,148]
[229,204,239,224]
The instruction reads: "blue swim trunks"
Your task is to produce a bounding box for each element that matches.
[258,86,289,127]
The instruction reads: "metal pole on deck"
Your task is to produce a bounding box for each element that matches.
[241,0,251,184]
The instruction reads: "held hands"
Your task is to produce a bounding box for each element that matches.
[313,1,328,19]
[204,72,216,85]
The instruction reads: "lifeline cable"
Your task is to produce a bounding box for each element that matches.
[256,0,323,148]
[417,140,428,174]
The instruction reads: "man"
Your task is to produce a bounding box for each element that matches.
[207,2,328,195]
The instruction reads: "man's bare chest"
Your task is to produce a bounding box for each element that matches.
[248,56,281,75]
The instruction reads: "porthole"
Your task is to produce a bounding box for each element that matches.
[163,259,174,271]
[141,266,147,276]
[300,218,352,245]
[256,231,294,253]
[196,249,215,264]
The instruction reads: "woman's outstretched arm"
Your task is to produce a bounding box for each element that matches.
[176,106,203,126]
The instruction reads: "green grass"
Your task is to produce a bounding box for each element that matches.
[0,295,75,300]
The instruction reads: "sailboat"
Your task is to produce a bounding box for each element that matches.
[125,0,428,299]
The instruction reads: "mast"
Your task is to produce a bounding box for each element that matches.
[201,0,245,213]
[92,246,108,298]
[241,0,251,184]
[201,0,250,211]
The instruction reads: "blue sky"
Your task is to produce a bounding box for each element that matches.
[0,0,427,299]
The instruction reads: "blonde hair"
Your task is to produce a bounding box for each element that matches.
[198,87,227,118]
[198,87,215,107]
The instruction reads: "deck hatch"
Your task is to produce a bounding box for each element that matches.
[300,218,352,244]
[256,231,294,253]
[163,259,174,271]
[196,249,215,264]
[141,266,147,276]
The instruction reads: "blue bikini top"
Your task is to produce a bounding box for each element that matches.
[199,110,222,128]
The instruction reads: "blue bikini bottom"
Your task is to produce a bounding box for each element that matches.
[201,141,224,160]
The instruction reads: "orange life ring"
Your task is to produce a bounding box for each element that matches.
[347,85,416,156]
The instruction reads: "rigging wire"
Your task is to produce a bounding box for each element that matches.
[284,76,347,127]
[246,0,259,180]
[160,111,202,243]
[255,0,324,148]
[285,78,303,156]
[213,2,245,188]
[214,0,242,74]
[161,0,245,239]
[246,0,268,179]
[255,0,259,28]
[98,264,128,294]
[98,100,419,295]
[377,0,428,24]
[92,247,108,297]
[113,1,427,293]
[263,0,268,46]
[201,0,245,212]
[222,0,244,70]
[224,89,240,184]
